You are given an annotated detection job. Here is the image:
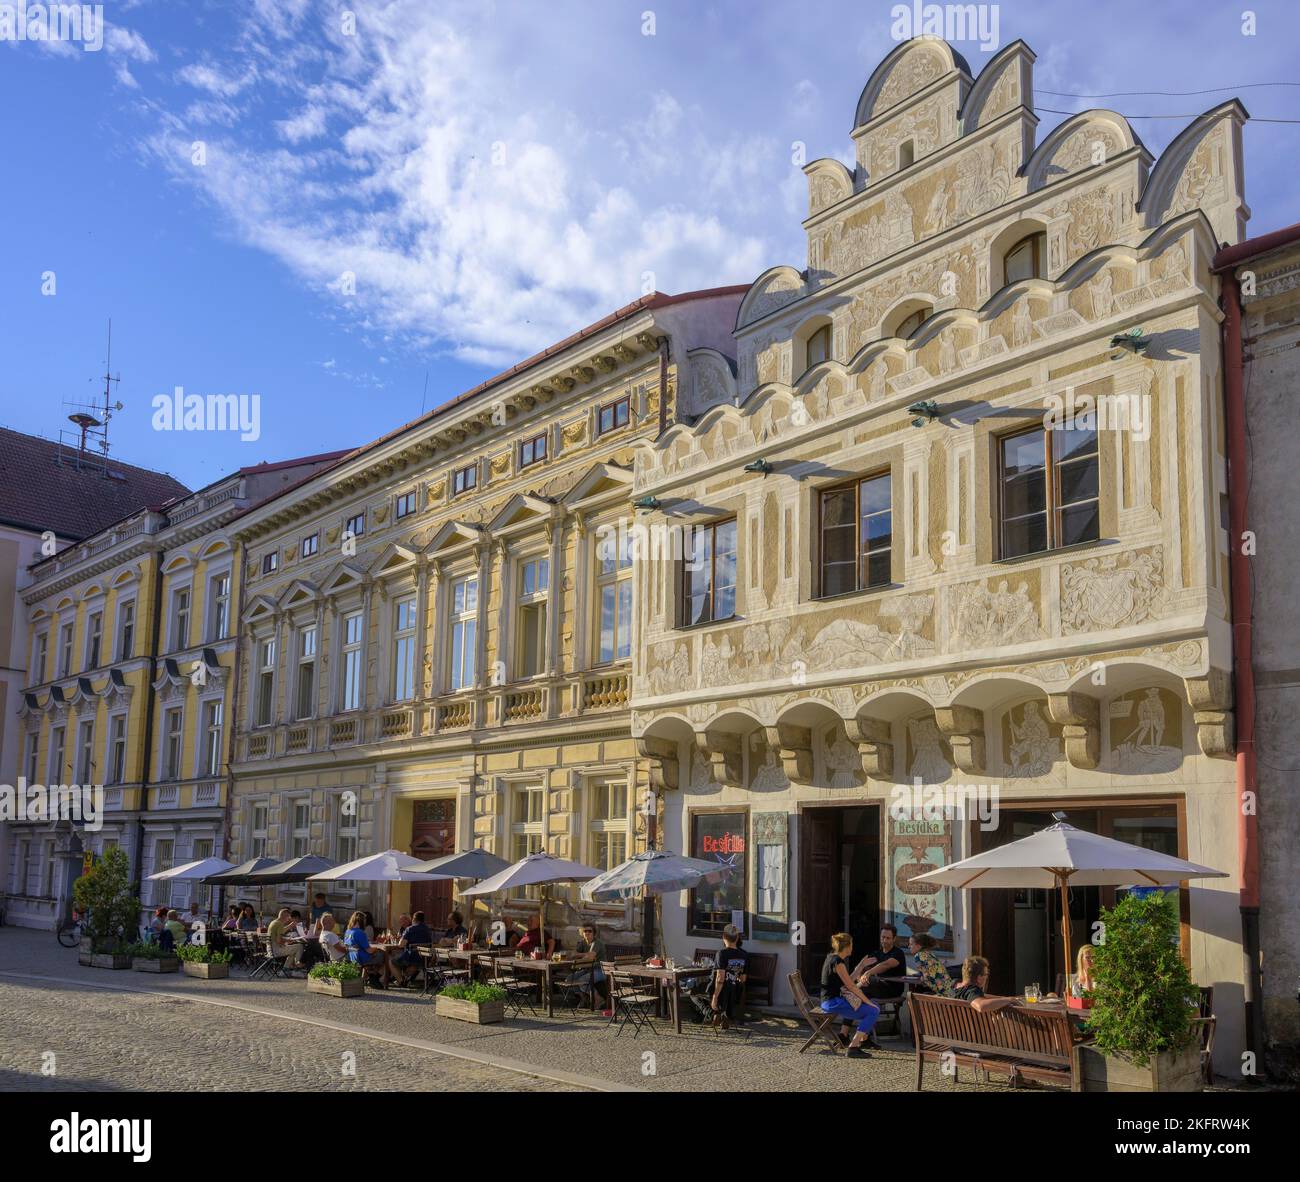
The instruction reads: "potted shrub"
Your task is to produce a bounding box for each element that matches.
[72,848,140,969]
[1076,891,1203,1092]
[128,941,180,973]
[176,943,233,979]
[308,960,365,998]
[436,982,507,1025]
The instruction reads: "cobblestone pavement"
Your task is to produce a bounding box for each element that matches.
[0,928,1017,1093]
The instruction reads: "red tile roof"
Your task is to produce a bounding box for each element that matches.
[0,426,191,541]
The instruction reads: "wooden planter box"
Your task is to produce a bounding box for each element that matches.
[89,953,133,970]
[1075,1043,1202,1092]
[182,961,230,980]
[308,975,365,998]
[133,957,180,973]
[436,995,505,1025]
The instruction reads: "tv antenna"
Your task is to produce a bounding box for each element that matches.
[60,320,124,472]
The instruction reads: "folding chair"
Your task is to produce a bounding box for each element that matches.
[493,960,541,1017]
[788,971,846,1055]
[607,970,660,1038]
[248,937,289,980]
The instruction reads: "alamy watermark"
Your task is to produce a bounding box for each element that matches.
[0,779,103,830]
[1044,387,1149,442]
[889,3,1000,52]
[889,779,1000,831]
[0,2,104,52]
[152,387,262,442]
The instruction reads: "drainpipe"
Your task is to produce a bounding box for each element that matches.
[658,337,670,440]
[132,544,166,903]
[218,529,249,915]
[1217,262,1263,1063]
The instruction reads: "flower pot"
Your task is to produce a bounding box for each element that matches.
[182,961,230,979]
[308,975,365,998]
[436,996,505,1025]
[1075,1042,1202,1092]
[133,957,180,973]
[90,953,133,970]
[78,951,93,966]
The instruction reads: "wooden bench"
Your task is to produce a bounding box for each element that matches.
[693,947,777,1011]
[910,993,1075,1090]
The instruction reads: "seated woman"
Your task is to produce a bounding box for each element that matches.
[362,911,377,941]
[220,905,241,932]
[1071,944,1097,997]
[344,910,390,987]
[566,922,609,1011]
[236,903,259,932]
[819,932,879,1058]
[908,932,955,997]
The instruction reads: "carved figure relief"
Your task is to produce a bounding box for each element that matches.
[1109,687,1183,773]
[948,579,1040,650]
[823,724,862,789]
[1003,700,1062,778]
[907,716,952,784]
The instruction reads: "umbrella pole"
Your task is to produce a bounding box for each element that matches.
[1057,871,1074,995]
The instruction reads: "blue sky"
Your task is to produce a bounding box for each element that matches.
[1,0,1296,491]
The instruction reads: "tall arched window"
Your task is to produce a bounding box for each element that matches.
[894,307,930,339]
[806,324,832,368]
[1004,233,1046,284]
[898,139,915,170]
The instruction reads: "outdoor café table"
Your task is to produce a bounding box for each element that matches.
[615,963,710,1034]
[447,947,512,982]
[502,954,592,1017]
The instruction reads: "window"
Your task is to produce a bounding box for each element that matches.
[519,433,547,468]
[170,587,191,651]
[595,526,633,664]
[341,611,364,711]
[898,138,915,169]
[24,731,39,782]
[31,631,47,683]
[301,532,319,558]
[201,700,223,777]
[682,520,737,626]
[819,473,892,598]
[452,464,477,496]
[345,512,366,539]
[333,795,357,864]
[448,578,478,691]
[58,622,74,678]
[48,725,66,781]
[117,599,135,661]
[163,707,184,780]
[42,839,57,897]
[1003,232,1045,285]
[392,598,417,701]
[208,572,231,640]
[589,780,630,871]
[85,611,103,670]
[295,627,317,720]
[894,307,930,339]
[511,785,546,894]
[689,811,748,935]
[597,396,630,436]
[1000,422,1100,558]
[805,324,832,370]
[291,799,311,858]
[153,839,174,906]
[108,715,126,785]
[76,719,94,782]
[515,558,549,679]
[262,550,279,575]
[255,637,276,727]
[395,492,416,520]
[250,805,269,859]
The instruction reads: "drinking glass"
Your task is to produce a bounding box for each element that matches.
[1024,981,1041,1003]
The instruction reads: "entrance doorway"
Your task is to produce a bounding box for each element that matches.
[408,799,455,923]
[973,804,1183,996]
[798,804,880,986]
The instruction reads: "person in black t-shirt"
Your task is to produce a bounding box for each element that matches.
[393,910,435,985]
[690,924,748,1028]
[818,932,879,1058]
[954,955,1018,1012]
[854,923,909,1000]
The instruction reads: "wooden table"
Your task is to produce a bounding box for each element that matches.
[499,955,591,1017]
[615,964,712,1034]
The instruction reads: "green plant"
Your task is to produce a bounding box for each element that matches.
[175,943,232,964]
[1088,891,1199,1067]
[126,941,174,959]
[71,847,140,954]
[438,982,506,1004]
[309,960,361,981]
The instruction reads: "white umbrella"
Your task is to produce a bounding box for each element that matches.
[147,857,234,881]
[913,818,1227,988]
[308,849,442,929]
[460,852,602,952]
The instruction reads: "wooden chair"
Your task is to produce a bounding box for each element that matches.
[788,972,846,1056]
[1194,986,1217,1085]
[492,960,540,1016]
[606,969,660,1038]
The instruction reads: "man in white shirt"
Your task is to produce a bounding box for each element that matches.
[318,913,346,962]
[184,901,207,930]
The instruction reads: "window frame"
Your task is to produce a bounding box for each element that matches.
[997,421,1101,560]
[679,518,738,628]
[32,630,48,684]
[687,808,750,938]
[593,524,633,666]
[596,396,631,437]
[75,717,95,783]
[169,585,191,652]
[816,471,893,600]
[117,598,136,661]
[391,596,417,702]
[452,464,478,497]
[394,491,417,520]
[58,621,74,678]
[84,610,103,671]
[301,532,319,558]
[295,625,317,720]
[48,724,66,782]
[200,698,224,778]
[1003,232,1045,287]
[340,610,365,712]
[255,636,277,728]
[519,432,548,469]
[208,571,231,641]
[107,713,127,785]
[162,706,185,781]
[588,777,631,873]
[345,512,366,540]
[447,576,479,692]
[262,550,279,575]
[514,556,549,679]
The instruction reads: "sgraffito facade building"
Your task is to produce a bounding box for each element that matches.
[628,37,1250,1072]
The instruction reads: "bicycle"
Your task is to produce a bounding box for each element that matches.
[56,911,85,948]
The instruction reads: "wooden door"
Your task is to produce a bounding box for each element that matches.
[408,799,455,923]
[798,808,841,987]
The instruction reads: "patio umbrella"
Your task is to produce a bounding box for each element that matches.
[912,818,1227,990]
[409,848,510,880]
[147,857,234,881]
[307,849,443,928]
[200,857,281,922]
[460,852,602,953]
[246,855,339,885]
[580,850,736,957]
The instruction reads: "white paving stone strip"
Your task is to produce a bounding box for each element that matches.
[0,971,629,1092]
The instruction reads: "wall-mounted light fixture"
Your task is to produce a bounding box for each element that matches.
[908,400,942,428]
[1109,327,1151,359]
[743,458,773,476]
[631,495,661,513]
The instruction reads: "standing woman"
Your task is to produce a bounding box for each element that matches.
[819,932,879,1058]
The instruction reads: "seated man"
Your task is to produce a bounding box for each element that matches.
[691,924,748,1029]
[954,955,1018,1013]
[393,910,434,986]
[440,910,469,946]
[852,923,908,1000]
[309,892,334,924]
[515,921,556,958]
[266,908,305,972]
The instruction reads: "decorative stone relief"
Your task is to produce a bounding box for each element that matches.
[1060,546,1165,634]
[1109,686,1183,774]
[1001,700,1063,778]
[874,43,947,116]
[948,578,1040,650]
[906,715,953,784]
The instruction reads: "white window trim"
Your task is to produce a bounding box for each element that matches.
[103,711,128,786]
[168,580,194,653]
[195,695,224,779]
[206,566,233,642]
[116,596,138,662]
